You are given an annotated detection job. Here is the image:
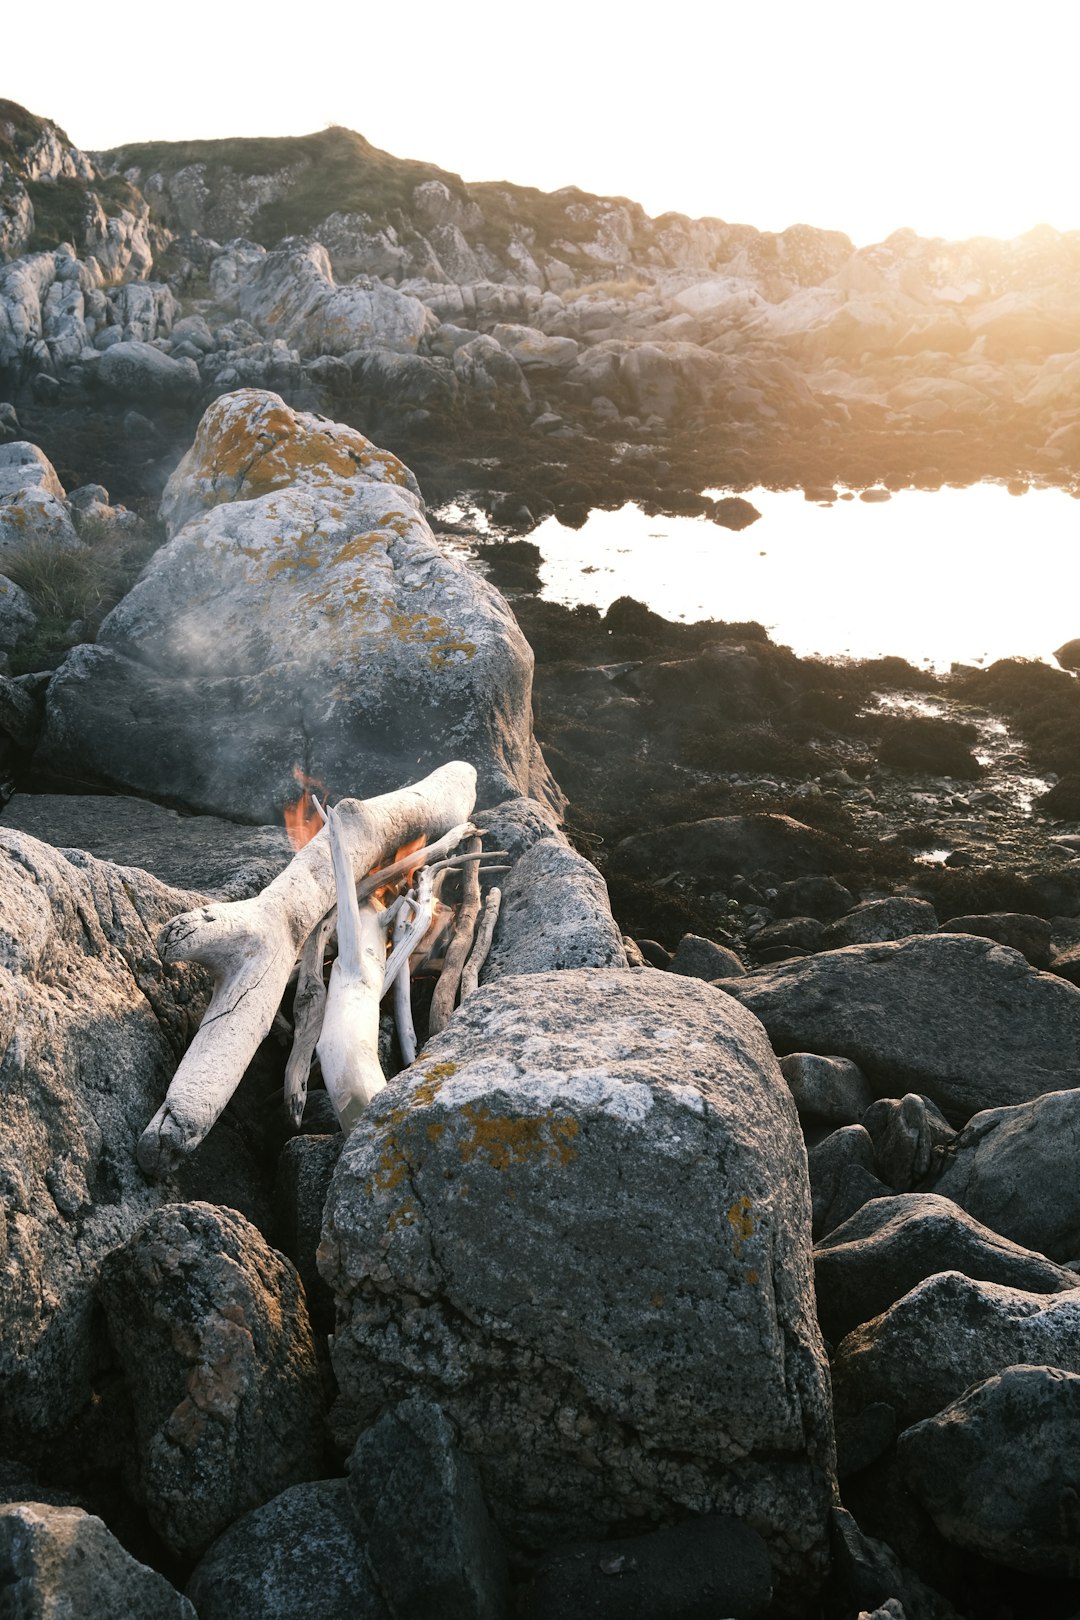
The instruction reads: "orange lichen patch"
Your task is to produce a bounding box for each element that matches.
[387,1198,418,1233]
[330,533,382,566]
[727,1196,754,1256]
[183,394,414,517]
[382,607,478,668]
[373,1143,410,1195]
[745,1269,760,1286]
[412,1064,455,1106]
[457,1105,579,1171]
[651,1293,665,1309]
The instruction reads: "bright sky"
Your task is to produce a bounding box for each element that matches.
[8,1,1079,248]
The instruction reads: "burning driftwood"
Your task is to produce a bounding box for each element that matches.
[138,761,507,1176]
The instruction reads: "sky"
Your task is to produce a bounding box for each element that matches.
[7,1,1079,248]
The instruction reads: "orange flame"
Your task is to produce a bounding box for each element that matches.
[284,767,327,851]
[371,834,427,908]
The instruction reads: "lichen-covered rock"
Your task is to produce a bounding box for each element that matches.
[92,338,199,402]
[0,1501,196,1619]
[36,390,556,819]
[480,837,627,981]
[0,441,80,561]
[721,934,1080,1120]
[322,968,835,1602]
[185,1480,386,1620]
[814,1194,1078,1342]
[0,831,211,1462]
[98,1201,326,1559]
[235,239,437,357]
[897,1364,1080,1576]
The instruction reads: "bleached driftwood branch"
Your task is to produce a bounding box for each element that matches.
[428,835,483,1034]
[137,760,477,1176]
[460,886,502,1000]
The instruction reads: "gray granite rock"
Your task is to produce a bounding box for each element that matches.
[347,1398,507,1620]
[668,931,745,980]
[720,933,1080,1120]
[0,1501,195,1618]
[939,911,1052,969]
[814,1193,1078,1342]
[820,897,938,948]
[807,1125,877,1235]
[99,1201,327,1558]
[480,836,627,981]
[862,1094,955,1191]
[321,968,835,1602]
[780,1053,875,1126]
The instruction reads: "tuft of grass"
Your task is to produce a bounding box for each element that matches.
[5,516,160,672]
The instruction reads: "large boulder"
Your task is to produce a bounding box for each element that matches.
[898,1364,1080,1577]
[0,1501,195,1619]
[92,338,199,402]
[612,813,847,884]
[0,441,80,561]
[720,934,1080,1120]
[0,830,211,1464]
[35,390,558,820]
[235,239,436,356]
[98,1201,326,1559]
[479,836,628,981]
[813,1193,1078,1342]
[321,968,836,1602]
[932,1087,1080,1262]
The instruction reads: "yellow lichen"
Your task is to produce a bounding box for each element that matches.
[457,1105,579,1171]
[727,1196,754,1256]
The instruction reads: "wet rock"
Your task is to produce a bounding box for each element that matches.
[711,496,761,530]
[721,934,1080,1120]
[831,1270,1080,1436]
[820,898,938,948]
[98,1201,326,1559]
[347,1398,508,1620]
[321,969,835,1601]
[0,1501,195,1619]
[480,836,627,981]
[932,1087,1080,1262]
[897,1364,1080,1576]
[520,1513,773,1620]
[814,1193,1078,1342]
[186,1479,385,1620]
[613,812,846,884]
[938,910,1052,969]
[668,930,744,979]
[37,390,558,819]
[876,717,983,780]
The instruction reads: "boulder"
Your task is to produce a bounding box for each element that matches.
[668,931,745,980]
[932,1087,1080,1262]
[321,969,835,1600]
[813,1193,1078,1342]
[820,898,938,948]
[831,1270,1080,1437]
[93,338,199,402]
[479,837,627,981]
[0,573,37,665]
[347,1398,508,1620]
[938,911,1052,969]
[720,934,1080,1120]
[779,1053,875,1126]
[0,830,218,1464]
[98,1202,326,1558]
[236,239,436,356]
[36,390,557,820]
[0,1501,195,1619]
[612,813,846,884]
[773,874,855,921]
[861,1094,955,1191]
[897,1364,1080,1577]
[807,1125,878,1235]
[0,441,80,561]
[186,1479,385,1620]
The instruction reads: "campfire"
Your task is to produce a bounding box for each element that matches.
[137,762,504,1175]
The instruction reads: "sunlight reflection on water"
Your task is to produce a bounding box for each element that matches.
[527,483,1080,670]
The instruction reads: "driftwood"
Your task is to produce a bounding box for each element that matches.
[138,761,477,1175]
[282,911,335,1129]
[460,886,502,1000]
[428,835,483,1034]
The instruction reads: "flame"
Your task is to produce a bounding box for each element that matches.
[284,767,327,851]
[371,834,427,909]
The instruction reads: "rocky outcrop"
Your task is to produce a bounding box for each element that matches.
[35,390,559,819]
[0,1501,195,1618]
[322,968,836,1602]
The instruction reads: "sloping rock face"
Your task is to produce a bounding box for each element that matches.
[0,829,208,1461]
[321,968,835,1604]
[0,1501,195,1619]
[35,389,558,820]
[720,934,1080,1120]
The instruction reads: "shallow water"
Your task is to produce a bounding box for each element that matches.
[518,482,1080,670]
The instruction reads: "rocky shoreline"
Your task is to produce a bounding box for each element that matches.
[4,98,1080,1620]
